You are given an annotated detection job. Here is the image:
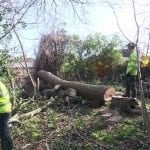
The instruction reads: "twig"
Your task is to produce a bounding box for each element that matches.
[0,0,38,41]
[106,1,131,42]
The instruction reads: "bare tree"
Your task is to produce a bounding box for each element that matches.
[106,0,150,135]
[0,0,90,42]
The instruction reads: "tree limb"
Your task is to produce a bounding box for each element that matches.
[9,99,54,123]
[13,29,36,90]
[107,1,131,42]
[0,0,37,41]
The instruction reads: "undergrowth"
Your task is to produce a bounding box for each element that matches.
[11,97,150,150]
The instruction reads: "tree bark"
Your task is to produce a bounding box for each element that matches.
[37,70,116,107]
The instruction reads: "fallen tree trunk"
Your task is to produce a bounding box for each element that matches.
[37,70,116,107]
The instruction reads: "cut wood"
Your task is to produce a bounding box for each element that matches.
[37,70,116,107]
[54,85,63,90]
[64,88,77,97]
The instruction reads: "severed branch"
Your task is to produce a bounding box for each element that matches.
[9,99,54,123]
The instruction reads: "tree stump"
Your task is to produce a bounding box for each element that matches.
[109,96,141,116]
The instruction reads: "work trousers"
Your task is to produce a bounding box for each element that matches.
[0,113,13,150]
[125,74,137,98]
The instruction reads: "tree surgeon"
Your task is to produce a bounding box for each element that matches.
[124,42,138,100]
[0,80,13,150]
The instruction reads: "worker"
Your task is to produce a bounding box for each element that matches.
[0,80,13,150]
[124,42,138,99]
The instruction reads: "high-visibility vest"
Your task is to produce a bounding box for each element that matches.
[0,81,11,113]
[126,51,138,75]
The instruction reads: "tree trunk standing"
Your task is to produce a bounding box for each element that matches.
[135,41,150,136]
[137,65,150,135]
[135,46,150,135]
[37,70,116,107]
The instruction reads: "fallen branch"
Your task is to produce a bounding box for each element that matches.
[9,99,54,123]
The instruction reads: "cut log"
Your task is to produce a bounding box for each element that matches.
[54,85,63,90]
[65,88,77,97]
[37,70,116,107]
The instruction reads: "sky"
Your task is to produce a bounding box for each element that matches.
[11,0,150,58]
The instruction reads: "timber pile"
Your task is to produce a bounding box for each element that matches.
[41,85,79,105]
[37,70,116,107]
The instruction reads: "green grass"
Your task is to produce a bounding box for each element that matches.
[91,118,144,146]
[12,95,150,150]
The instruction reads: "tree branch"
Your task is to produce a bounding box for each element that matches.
[68,0,89,24]
[0,0,37,41]
[9,99,54,123]
[13,28,37,98]
[107,1,131,42]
